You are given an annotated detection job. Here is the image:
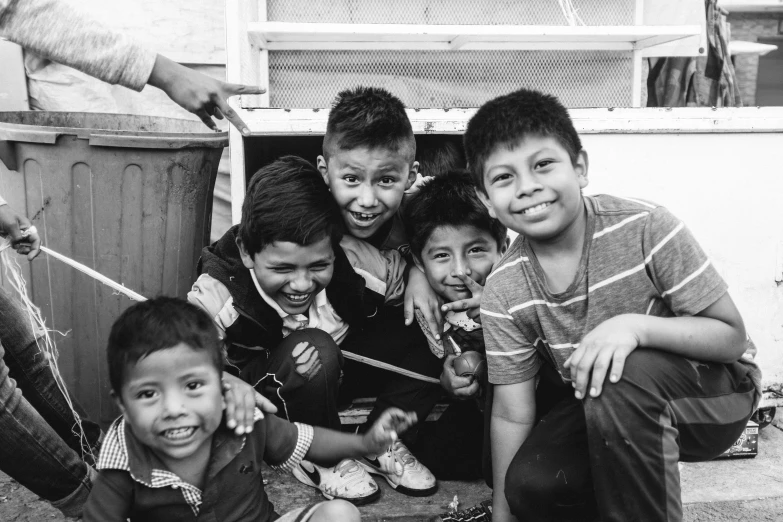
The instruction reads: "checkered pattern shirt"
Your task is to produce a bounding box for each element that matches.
[97,409,313,516]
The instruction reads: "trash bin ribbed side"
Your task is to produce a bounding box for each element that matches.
[0,113,226,427]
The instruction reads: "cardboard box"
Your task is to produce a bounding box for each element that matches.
[716,421,758,459]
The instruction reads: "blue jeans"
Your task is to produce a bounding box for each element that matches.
[0,290,101,514]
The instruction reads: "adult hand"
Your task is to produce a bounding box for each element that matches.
[404,266,444,340]
[564,315,641,400]
[222,372,278,435]
[440,355,480,399]
[440,272,483,321]
[362,408,417,455]
[0,204,40,260]
[147,54,265,136]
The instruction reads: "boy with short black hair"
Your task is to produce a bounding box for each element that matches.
[402,170,505,483]
[84,297,416,522]
[189,155,435,502]
[315,86,446,492]
[466,88,761,522]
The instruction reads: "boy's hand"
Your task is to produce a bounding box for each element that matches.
[441,355,480,399]
[0,204,40,260]
[363,408,417,455]
[440,272,483,321]
[564,315,641,400]
[222,372,278,435]
[404,173,434,196]
[404,266,444,340]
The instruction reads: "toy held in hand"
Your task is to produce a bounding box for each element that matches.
[453,351,487,381]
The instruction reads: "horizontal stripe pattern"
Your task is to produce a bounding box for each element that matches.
[481,195,730,385]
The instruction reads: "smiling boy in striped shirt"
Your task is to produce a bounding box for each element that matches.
[465,89,761,522]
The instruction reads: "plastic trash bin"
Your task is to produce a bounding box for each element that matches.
[0,112,227,426]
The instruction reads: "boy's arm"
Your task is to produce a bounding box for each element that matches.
[82,470,133,522]
[306,409,417,464]
[340,235,407,305]
[567,292,745,400]
[567,206,747,400]
[491,379,536,522]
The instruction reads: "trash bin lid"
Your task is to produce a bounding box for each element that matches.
[0,112,228,149]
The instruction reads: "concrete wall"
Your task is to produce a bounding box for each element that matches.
[729,12,783,105]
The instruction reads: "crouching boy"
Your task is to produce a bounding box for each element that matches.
[466,88,761,522]
[188,156,434,503]
[402,169,506,481]
[83,297,417,522]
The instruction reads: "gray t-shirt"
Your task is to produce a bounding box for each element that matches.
[481,194,760,393]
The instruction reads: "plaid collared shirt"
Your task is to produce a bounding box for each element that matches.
[97,409,313,516]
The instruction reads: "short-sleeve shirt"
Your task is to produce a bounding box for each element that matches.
[83,410,313,522]
[480,194,742,386]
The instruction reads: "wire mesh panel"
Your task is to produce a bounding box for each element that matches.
[267,0,636,26]
[269,50,634,108]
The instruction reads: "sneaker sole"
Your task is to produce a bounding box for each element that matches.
[359,462,438,497]
[292,466,381,505]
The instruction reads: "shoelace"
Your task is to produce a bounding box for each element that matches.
[390,440,417,476]
[335,458,362,478]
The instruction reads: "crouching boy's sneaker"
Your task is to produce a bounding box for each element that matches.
[293,459,380,505]
[360,440,437,496]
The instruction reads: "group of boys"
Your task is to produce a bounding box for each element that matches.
[83,86,761,522]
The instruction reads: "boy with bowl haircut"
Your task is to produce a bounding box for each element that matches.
[466,88,761,522]
[189,156,435,502]
[402,170,506,482]
[84,297,416,522]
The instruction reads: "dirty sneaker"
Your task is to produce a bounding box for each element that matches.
[292,458,380,505]
[360,440,437,496]
[437,498,492,521]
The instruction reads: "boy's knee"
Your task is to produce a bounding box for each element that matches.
[311,499,360,522]
[283,329,341,382]
[504,460,563,519]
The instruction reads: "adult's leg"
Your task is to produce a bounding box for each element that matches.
[0,337,93,516]
[340,305,443,441]
[0,291,101,460]
[504,364,597,522]
[240,328,343,430]
[583,349,755,522]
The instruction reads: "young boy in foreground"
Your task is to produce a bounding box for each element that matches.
[402,170,506,481]
[467,89,761,522]
[83,297,416,522]
[189,156,434,502]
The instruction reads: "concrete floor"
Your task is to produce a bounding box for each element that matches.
[1,425,781,521]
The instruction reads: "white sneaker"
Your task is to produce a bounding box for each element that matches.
[292,458,380,505]
[360,440,437,496]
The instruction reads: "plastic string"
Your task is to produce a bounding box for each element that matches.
[37,244,440,384]
[0,239,96,463]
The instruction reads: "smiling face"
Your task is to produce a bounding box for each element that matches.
[117,343,224,466]
[239,235,335,315]
[416,225,502,304]
[318,146,417,239]
[478,135,588,246]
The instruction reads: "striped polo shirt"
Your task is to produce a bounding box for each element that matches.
[480,194,748,386]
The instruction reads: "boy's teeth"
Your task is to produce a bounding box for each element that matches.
[163,427,195,440]
[285,293,309,302]
[522,203,550,214]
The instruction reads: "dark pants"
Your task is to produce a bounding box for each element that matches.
[504,349,756,522]
[339,305,443,441]
[240,306,443,443]
[0,290,101,509]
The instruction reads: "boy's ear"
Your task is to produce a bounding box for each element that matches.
[235,237,256,270]
[412,252,425,274]
[111,390,126,416]
[317,155,330,187]
[575,150,589,189]
[500,236,510,255]
[475,187,497,219]
[405,161,420,190]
